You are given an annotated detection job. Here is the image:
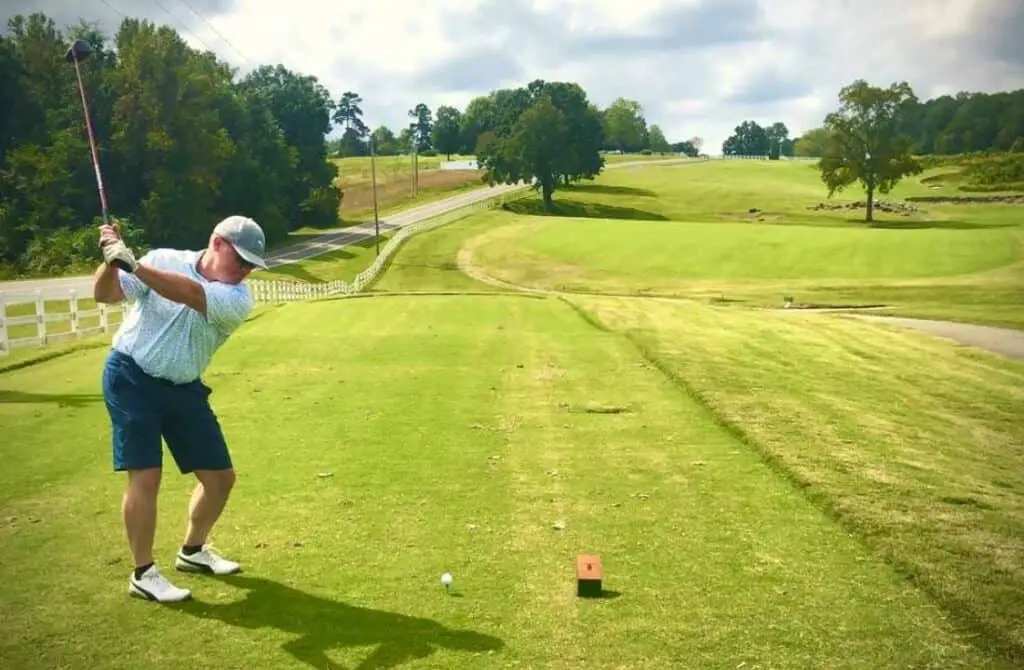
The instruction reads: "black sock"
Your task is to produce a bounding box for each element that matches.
[181,544,203,555]
[134,562,154,579]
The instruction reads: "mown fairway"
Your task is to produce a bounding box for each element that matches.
[3,159,1023,669]
[464,161,1024,328]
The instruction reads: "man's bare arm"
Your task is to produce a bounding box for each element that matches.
[133,263,208,316]
[93,262,125,303]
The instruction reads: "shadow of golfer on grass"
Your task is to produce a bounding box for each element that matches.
[176,574,504,669]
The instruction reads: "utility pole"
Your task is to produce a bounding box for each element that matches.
[371,135,380,256]
[411,139,418,197]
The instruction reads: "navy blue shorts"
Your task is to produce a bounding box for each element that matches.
[102,349,232,473]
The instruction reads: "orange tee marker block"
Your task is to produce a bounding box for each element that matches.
[576,554,603,598]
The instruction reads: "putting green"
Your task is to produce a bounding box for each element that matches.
[472,216,1020,281]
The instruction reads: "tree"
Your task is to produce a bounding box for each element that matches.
[482,95,567,209]
[333,91,369,157]
[238,64,340,229]
[407,103,432,153]
[671,140,698,156]
[765,122,793,158]
[602,98,647,152]
[431,105,462,159]
[333,91,368,136]
[648,124,670,153]
[525,80,604,185]
[793,127,830,157]
[818,79,923,223]
[476,82,604,210]
[370,125,399,155]
[0,10,346,275]
[722,121,770,156]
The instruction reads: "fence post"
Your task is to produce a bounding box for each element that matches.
[100,302,109,333]
[35,290,46,346]
[69,289,80,339]
[0,292,8,357]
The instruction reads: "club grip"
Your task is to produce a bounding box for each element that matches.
[100,238,133,273]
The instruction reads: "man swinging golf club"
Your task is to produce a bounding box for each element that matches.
[94,215,267,602]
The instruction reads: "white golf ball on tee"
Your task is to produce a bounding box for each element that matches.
[441,572,453,589]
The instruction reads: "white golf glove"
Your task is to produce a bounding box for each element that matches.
[103,239,138,273]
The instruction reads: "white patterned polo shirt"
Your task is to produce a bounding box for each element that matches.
[111,248,253,384]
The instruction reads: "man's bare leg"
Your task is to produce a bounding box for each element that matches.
[124,468,161,568]
[124,467,191,602]
[176,468,240,575]
[181,468,236,548]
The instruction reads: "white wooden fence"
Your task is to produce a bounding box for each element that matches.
[0,186,531,356]
[0,289,125,355]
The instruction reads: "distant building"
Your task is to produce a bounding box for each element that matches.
[440,160,479,170]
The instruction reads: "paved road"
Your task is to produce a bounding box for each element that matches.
[0,157,700,299]
[848,315,1024,359]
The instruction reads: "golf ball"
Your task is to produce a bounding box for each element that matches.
[441,572,453,587]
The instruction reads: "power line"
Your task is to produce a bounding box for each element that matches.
[148,0,219,54]
[172,0,254,66]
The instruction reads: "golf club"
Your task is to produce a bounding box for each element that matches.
[66,38,130,272]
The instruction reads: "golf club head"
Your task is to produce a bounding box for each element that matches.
[65,39,92,64]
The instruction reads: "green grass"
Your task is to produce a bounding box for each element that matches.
[369,211,512,294]
[0,294,1005,669]
[256,234,394,284]
[568,295,1024,664]
[5,157,1024,669]
[462,160,1024,327]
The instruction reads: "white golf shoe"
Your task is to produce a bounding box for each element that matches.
[129,564,192,602]
[175,545,241,575]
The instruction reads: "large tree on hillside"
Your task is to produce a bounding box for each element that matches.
[526,79,604,185]
[818,79,923,223]
[482,95,567,209]
[477,81,605,210]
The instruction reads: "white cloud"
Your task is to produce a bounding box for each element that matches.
[7,0,1023,154]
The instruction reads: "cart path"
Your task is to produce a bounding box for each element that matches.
[843,314,1024,359]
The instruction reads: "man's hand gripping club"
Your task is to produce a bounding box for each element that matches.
[99,223,137,273]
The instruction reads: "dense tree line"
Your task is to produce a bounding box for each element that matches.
[793,89,1024,158]
[724,90,1023,160]
[0,12,342,277]
[329,92,701,160]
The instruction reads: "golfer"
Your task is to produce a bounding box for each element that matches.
[93,215,268,603]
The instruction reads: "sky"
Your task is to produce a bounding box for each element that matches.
[6,0,1024,154]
